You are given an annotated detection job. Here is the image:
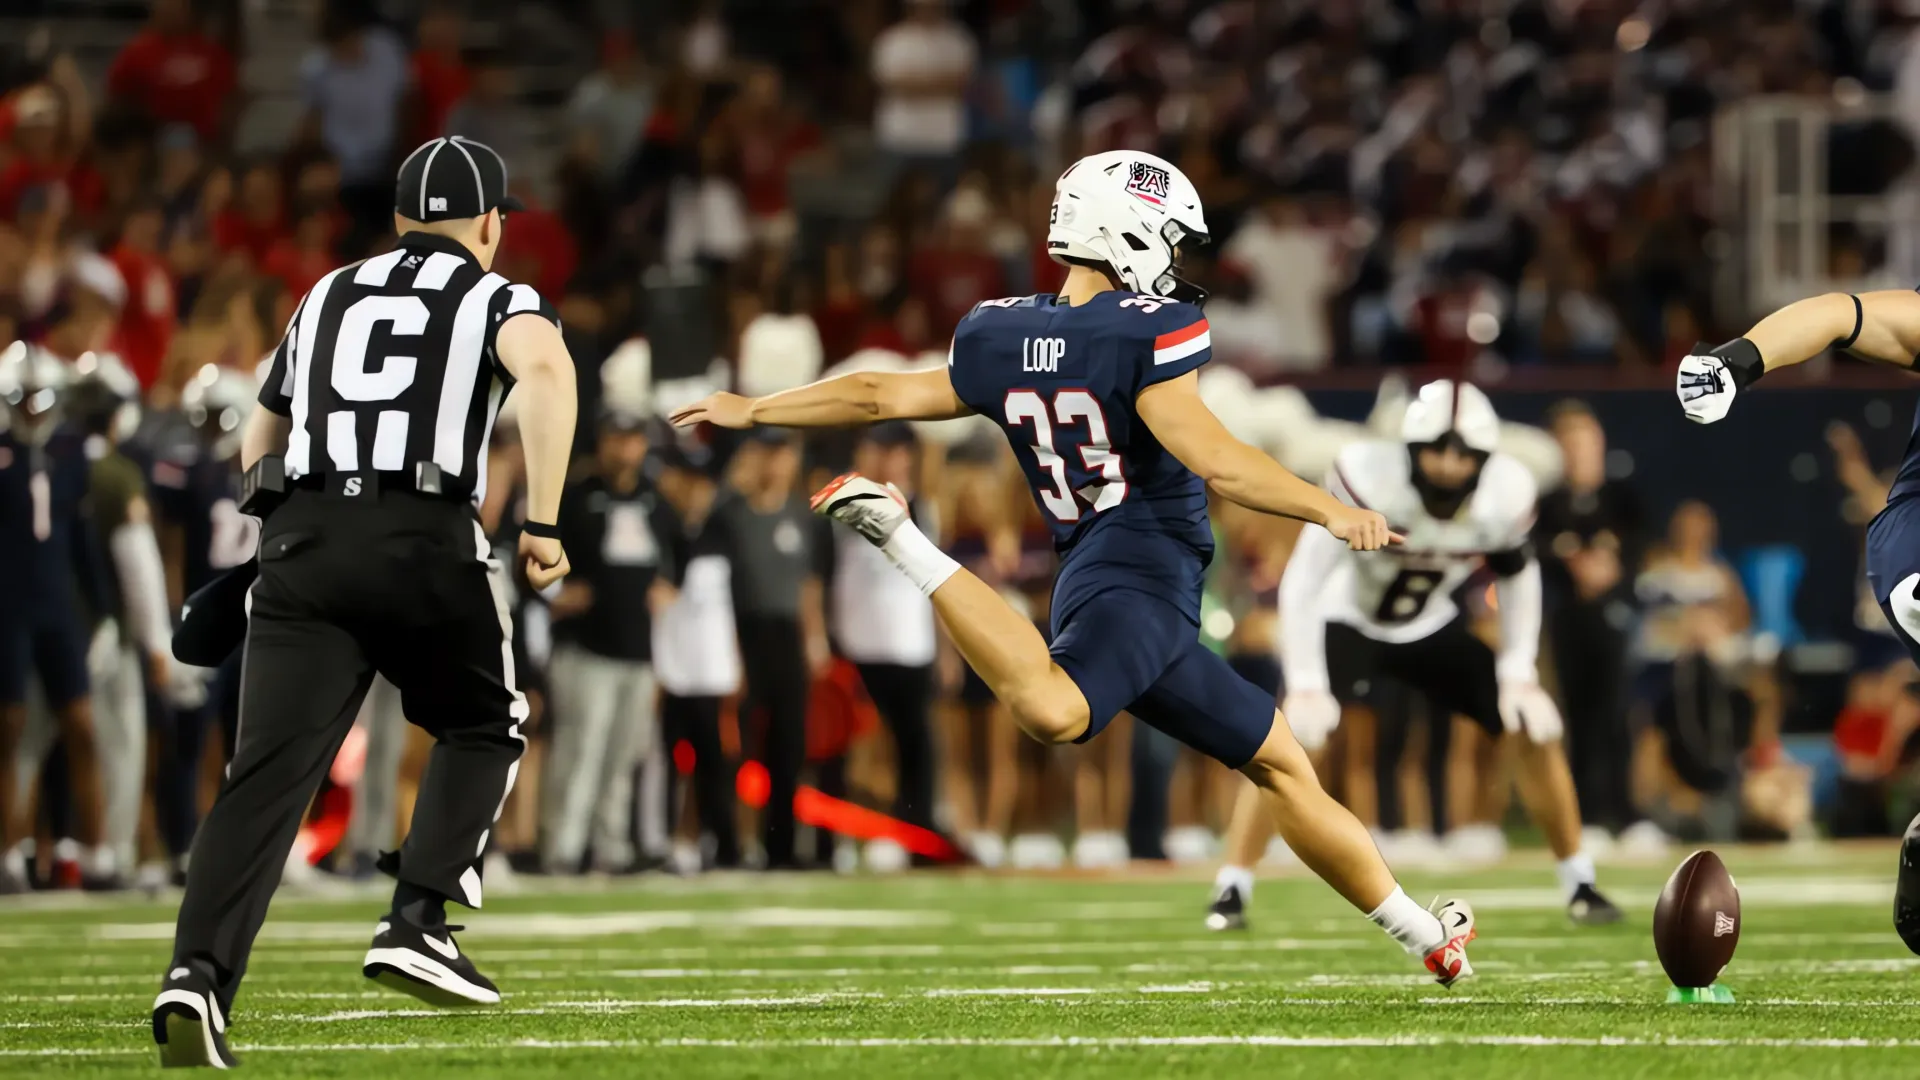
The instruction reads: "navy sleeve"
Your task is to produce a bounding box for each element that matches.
[1130,299,1212,394]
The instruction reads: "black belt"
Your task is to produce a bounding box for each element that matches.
[290,463,456,500]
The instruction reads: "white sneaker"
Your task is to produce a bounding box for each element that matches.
[865,838,910,873]
[1072,830,1128,869]
[966,832,1007,869]
[811,473,909,544]
[1443,824,1507,866]
[1008,832,1066,870]
[1616,820,1673,859]
[1424,899,1477,988]
[1580,825,1617,862]
[1390,830,1444,868]
[1163,825,1218,864]
[482,852,523,896]
[1260,836,1299,868]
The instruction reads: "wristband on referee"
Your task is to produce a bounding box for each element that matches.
[1707,337,1766,390]
[521,519,561,540]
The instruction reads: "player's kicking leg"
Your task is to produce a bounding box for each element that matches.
[816,475,1476,984]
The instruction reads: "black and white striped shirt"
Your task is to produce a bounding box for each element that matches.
[256,232,559,503]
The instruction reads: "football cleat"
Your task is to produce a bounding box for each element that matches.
[1205,883,1248,932]
[363,918,500,1007]
[811,472,909,545]
[1425,898,1476,988]
[153,960,237,1069]
[1567,883,1625,926]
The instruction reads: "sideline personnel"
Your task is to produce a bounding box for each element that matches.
[151,136,576,1068]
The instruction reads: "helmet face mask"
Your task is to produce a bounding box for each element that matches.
[1048,151,1211,305]
[1399,380,1500,518]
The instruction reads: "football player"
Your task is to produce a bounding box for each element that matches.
[674,151,1479,985]
[1674,290,1920,951]
[1206,380,1621,931]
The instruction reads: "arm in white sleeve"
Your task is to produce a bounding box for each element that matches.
[110,517,173,654]
[1277,522,1344,694]
[1492,556,1545,684]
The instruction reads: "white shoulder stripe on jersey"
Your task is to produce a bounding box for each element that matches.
[505,283,541,314]
[353,249,406,287]
[413,252,464,290]
[1153,329,1210,365]
[1892,574,1920,644]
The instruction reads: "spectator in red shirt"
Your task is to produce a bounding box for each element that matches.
[409,3,469,143]
[907,186,1006,334]
[494,198,578,303]
[262,203,338,322]
[211,159,286,266]
[105,0,237,141]
[107,201,176,388]
[0,70,104,226]
[722,65,820,247]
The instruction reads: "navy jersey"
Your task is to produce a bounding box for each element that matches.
[1892,399,1920,506]
[0,429,92,612]
[947,291,1215,623]
[152,447,257,596]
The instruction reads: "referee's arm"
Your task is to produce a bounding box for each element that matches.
[496,312,578,588]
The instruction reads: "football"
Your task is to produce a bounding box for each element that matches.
[1653,849,1742,988]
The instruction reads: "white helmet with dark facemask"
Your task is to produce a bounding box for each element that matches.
[1047,150,1211,304]
[1400,379,1500,515]
[0,341,72,447]
[181,362,259,462]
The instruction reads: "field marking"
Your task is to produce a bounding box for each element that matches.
[12,1033,1920,1058]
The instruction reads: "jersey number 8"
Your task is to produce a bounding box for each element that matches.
[1005,389,1126,522]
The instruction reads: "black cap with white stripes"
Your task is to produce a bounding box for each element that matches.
[394,136,526,223]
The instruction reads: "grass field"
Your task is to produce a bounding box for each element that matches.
[1,844,1915,1078]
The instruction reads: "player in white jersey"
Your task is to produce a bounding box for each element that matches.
[1206,380,1622,930]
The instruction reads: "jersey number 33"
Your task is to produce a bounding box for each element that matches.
[1004,389,1126,522]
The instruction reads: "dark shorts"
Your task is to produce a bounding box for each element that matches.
[0,603,90,707]
[1325,619,1502,737]
[1868,497,1920,665]
[1050,587,1274,768]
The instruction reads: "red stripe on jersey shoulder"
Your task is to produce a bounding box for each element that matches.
[1154,318,1209,349]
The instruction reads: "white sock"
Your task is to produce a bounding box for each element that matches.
[1213,863,1255,901]
[880,519,962,597]
[90,845,119,879]
[1368,885,1445,956]
[1556,851,1596,901]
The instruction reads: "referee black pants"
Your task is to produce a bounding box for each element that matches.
[736,614,808,867]
[1550,600,1636,832]
[169,489,526,1000]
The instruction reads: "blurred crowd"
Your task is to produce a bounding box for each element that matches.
[5,0,1920,890]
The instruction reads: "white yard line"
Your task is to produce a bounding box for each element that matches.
[10,1033,1920,1057]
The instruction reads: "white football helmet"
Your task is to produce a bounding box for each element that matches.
[1048,150,1210,303]
[181,362,259,461]
[69,350,143,443]
[1400,379,1500,453]
[0,340,72,445]
[1401,379,1500,512]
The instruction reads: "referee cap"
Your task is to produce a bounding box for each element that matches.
[395,135,526,222]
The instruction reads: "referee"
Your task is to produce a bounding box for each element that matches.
[151,136,577,1069]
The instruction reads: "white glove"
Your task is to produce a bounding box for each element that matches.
[166,663,213,711]
[1676,351,1736,424]
[1497,680,1564,743]
[1282,690,1342,751]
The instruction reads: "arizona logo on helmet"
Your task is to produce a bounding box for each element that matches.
[1125,161,1171,204]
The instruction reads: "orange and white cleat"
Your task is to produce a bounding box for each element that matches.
[811,472,910,546]
[1424,898,1477,988]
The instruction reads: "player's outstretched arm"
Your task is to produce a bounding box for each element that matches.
[1679,290,1920,423]
[669,368,973,430]
[1136,372,1399,550]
